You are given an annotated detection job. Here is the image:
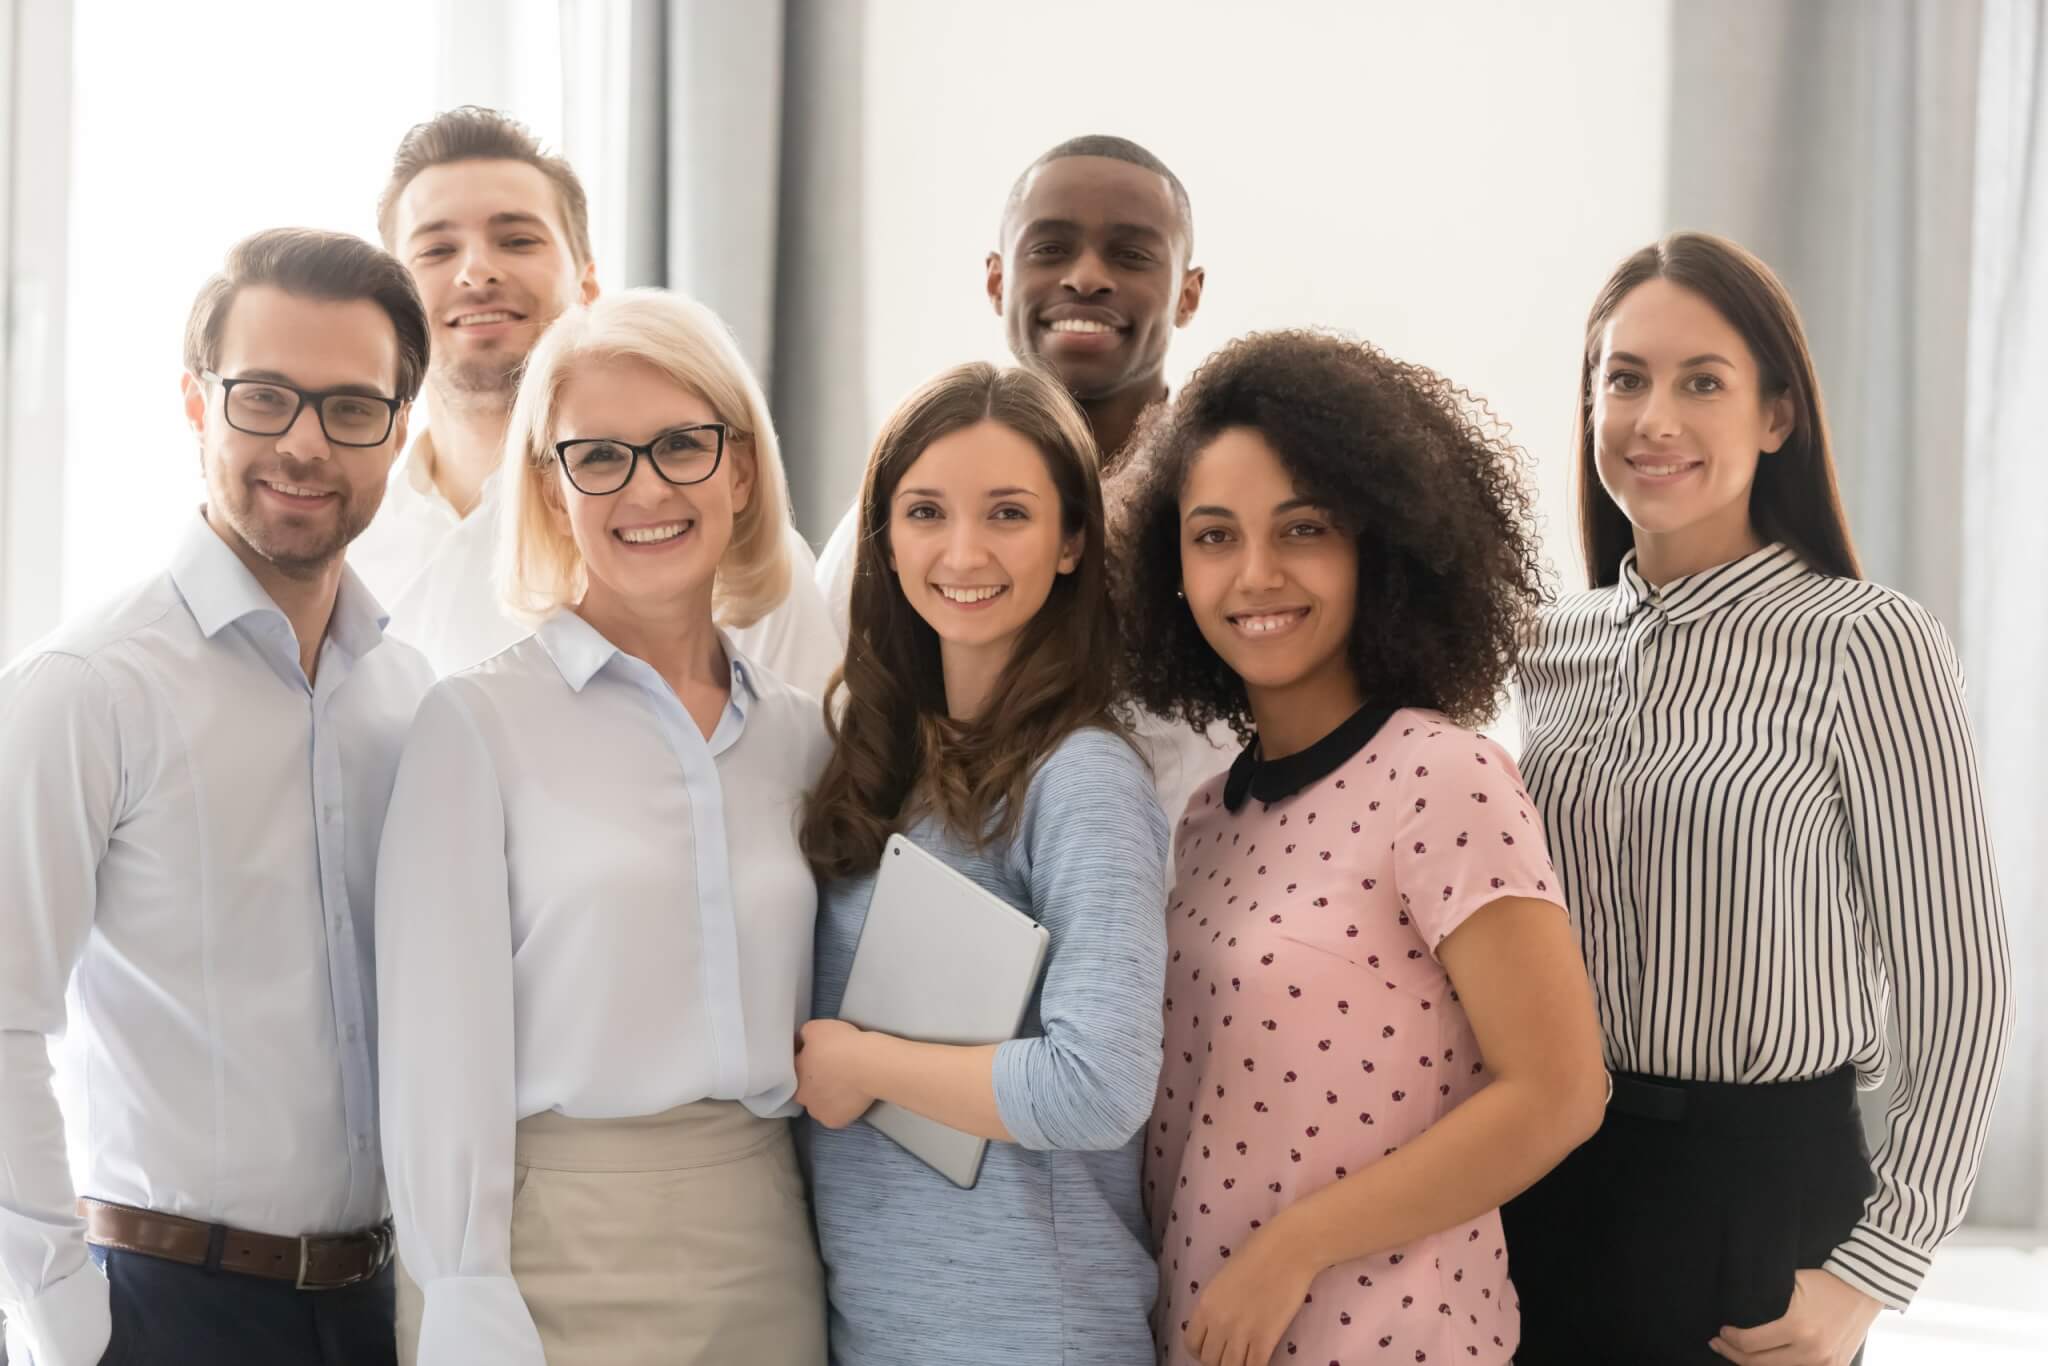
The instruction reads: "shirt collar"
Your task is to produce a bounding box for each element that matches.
[1611,541,1809,626]
[169,510,283,639]
[168,509,392,665]
[1223,702,1399,813]
[392,426,503,514]
[534,609,760,703]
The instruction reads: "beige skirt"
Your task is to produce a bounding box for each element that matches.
[397,1100,825,1365]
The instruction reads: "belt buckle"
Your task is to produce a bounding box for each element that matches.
[295,1236,316,1290]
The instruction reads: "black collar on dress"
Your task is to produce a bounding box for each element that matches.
[1222,702,1398,813]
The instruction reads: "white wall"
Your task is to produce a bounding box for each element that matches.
[850,0,1675,589]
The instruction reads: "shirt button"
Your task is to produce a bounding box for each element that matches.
[345,1024,360,1042]
[323,805,340,823]
[354,1135,371,1153]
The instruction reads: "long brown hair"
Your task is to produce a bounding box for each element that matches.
[1575,231,1861,586]
[800,362,1126,879]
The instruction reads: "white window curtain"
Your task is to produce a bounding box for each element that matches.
[0,0,71,662]
[1962,0,2048,1235]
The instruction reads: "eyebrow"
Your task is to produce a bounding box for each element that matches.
[1016,218,1170,245]
[1183,497,1326,523]
[1607,350,1736,368]
[407,210,552,242]
[233,369,390,398]
[896,486,1043,500]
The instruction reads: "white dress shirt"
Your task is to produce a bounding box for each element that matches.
[816,494,1235,835]
[375,611,829,1365]
[350,430,845,693]
[0,514,432,1366]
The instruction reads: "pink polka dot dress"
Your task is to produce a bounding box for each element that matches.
[1146,706,1562,1365]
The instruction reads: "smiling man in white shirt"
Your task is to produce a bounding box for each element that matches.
[353,106,841,691]
[0,229,434,1366]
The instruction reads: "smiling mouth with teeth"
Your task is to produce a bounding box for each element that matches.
[451,310,523,327]
[936,585,1008,604]
[1045,319,1119,335]
[616,522,691,544]
[1228,608,1309,634]
[260,478,334,499]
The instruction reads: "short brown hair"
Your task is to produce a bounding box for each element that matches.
[377,106,592,267]
[183,228,430,400]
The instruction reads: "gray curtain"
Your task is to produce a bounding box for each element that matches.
[1960,0,2048,1236]
[1666,0,1981,629]
[610,0,867,544]
[1667,0,2046,1234]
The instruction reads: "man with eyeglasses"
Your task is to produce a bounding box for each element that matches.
[0,228,432,1366]
[353,105,842,688]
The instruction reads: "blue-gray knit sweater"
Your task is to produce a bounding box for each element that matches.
[806,727,1171,1365]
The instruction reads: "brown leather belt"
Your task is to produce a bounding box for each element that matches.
[79,1198,393,1290]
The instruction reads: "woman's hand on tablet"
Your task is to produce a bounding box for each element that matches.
[795,1019,877,1127]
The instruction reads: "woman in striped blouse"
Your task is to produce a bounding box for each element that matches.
[1502,231,2013,1366]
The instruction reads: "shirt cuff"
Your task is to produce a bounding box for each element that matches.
[5,1260,111,1366]
[991,1037,1052,1151]
[415,1273,546,1366]
[1823,1220,1934,1312]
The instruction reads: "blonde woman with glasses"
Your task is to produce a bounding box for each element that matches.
[375,289,827,1365]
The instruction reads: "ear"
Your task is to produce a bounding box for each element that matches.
[1056,526,1085,576]
[579,260,601,305]
[728,438,756,516]
[181,370,208,443]
[985,251,1006,318]
[1174,265,1206,329]
[1760,391,1795,455]
[389,401,413,458]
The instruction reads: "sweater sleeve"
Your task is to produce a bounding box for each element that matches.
[991,730,1171,1151]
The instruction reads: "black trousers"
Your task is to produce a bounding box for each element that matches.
[1503,1067,1874,1366]
[90,1244,395,1366]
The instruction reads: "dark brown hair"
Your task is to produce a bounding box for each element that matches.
[800,362,1126,879]
[183,227,429,400]
[1113,329,1544,737]
[1576,231,1861,585]
[376,106,593,267]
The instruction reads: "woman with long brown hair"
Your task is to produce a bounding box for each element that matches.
[793,362,1170,1365]
[1504,232,2012,1366]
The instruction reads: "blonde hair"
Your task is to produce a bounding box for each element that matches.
[496,288,793,626]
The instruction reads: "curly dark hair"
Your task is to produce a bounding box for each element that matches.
[1111,329,1545,738]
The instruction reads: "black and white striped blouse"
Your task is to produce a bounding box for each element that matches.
[1515,541,2012,1311]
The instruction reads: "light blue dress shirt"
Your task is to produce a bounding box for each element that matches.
[0,513,432,1366]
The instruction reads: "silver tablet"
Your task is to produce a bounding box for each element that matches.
[834,833,1052,1188]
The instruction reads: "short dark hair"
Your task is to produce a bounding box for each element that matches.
[377,106,593,267]
[1113,330,1545,736]
[1001,134,1195,259]
[183,228,431,401]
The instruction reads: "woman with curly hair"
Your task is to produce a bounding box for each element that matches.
[1115,330,1607,1366]
[1503,234,2010,1366]
[794,362,1170,1365]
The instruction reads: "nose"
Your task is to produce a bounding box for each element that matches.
[455,241,503,291]
[1635,380,1682,440]
[1235,538,1286,594]
[940,517,992,572]
[274,399,333,463]
[1060,246,1114,298]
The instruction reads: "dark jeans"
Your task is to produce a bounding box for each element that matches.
[90,1245,395,1366]
[1503,1068,1874,1366]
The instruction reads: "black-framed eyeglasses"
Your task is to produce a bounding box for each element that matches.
[553,424,729,496]
[201,370,403,448]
